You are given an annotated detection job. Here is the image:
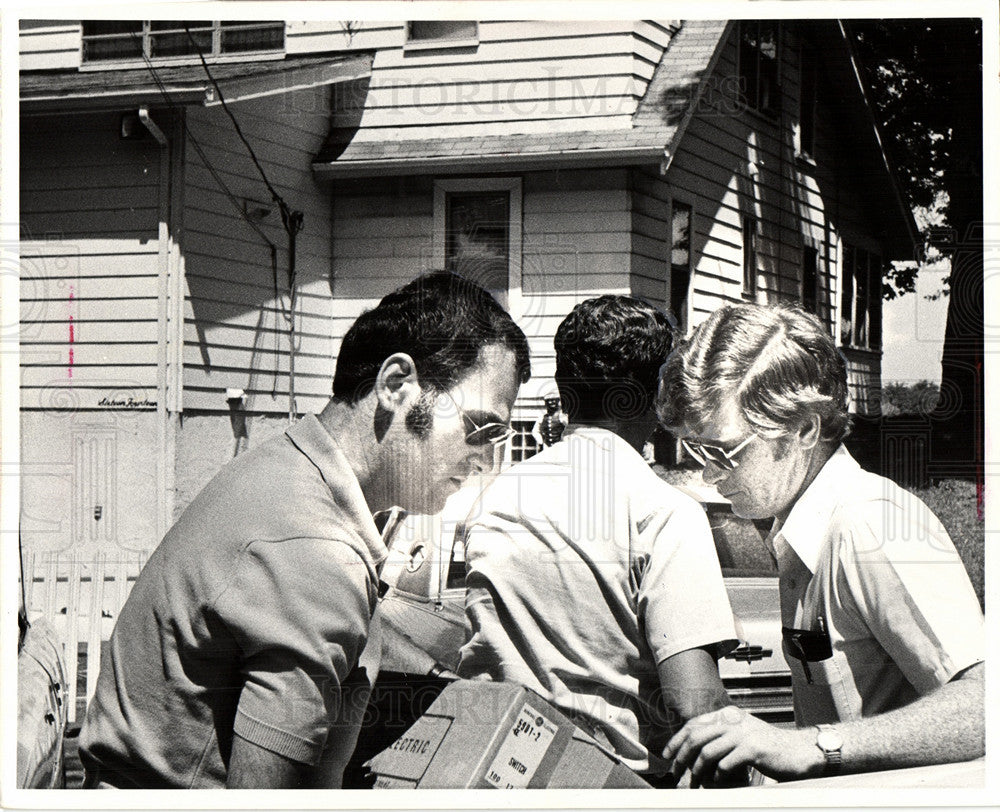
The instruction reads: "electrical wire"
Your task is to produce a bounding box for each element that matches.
[132,28,303,418]
[185,25,303,420]
[132,36,275,248]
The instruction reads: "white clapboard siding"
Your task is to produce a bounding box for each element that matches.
[663,29,813,327]
[331,167,635,411]
[321,21,677,140]
[181,87,336,412]
[521,169,633,399]
[20,111,163,410]
[286,21,399,54]
[331,176,434,301]
[18,20,81,70]
[629,165,670,309]
[660,22,888,408]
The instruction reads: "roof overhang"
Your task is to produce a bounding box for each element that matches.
[314,20,730,180]
[312,144,665,179]
[20,52,373,112]
[838,20,921,257]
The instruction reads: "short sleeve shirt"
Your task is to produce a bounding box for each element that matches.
[457,427,737,774]
[771,446,984,726]
[80,415,386,787]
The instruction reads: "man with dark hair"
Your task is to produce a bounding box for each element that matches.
[458,296,738,785]
[658,302,983,785]
[80,272,530,789]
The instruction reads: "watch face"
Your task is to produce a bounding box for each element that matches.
[817,728,843,752]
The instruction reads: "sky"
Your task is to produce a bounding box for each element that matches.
[880,260,950,385]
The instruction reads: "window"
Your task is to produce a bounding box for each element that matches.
[798,48,817,157]
[670,202,693,332]
[406,21,478,47]
[81,20,284,63]
[738,21,780,116]
[840,244,882,350]
[742,216,757,297]
[433,178,522,314]
[802,245,818,314]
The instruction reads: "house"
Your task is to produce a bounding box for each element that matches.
[19,18,916,569]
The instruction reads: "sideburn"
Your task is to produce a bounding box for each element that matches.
[404,391,435,439]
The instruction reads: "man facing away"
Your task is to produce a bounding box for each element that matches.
[80,272,530,788]
[657,302,984,785]
[457,295,738,785]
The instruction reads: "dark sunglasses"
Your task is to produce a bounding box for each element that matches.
[442,392,514,448]
[681,434,757,471]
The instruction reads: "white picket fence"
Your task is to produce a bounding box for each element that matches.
[20,550,152,723]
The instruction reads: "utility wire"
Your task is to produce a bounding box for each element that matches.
[132,36,275,248]
[133,35,285,398]
[185,25,303,421]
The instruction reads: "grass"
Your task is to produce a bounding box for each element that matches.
[906,478,985,609]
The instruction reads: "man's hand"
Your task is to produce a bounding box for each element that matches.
[663,705,824,787]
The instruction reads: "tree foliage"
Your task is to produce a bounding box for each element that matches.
[848,19,983,297]
[849,18,983,482]
[879,380,940,417]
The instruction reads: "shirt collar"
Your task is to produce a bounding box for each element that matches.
[772,444,859,574]
[285,414,387,568]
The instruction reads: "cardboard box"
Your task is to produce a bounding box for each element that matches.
[366,681,651,789]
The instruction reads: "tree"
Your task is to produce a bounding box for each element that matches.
[880,381,940,417]
[849,19,983,485]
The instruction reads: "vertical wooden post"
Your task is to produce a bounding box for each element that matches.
[66,553,82,724]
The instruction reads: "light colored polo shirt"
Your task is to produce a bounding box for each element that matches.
[81,414,386,787]
[457,426,738,775]
[771,445,984,727]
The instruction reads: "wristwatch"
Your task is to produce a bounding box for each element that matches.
[814,724,843,775]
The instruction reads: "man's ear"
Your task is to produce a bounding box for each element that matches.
[374,353,421,412]
[798,413,822,450]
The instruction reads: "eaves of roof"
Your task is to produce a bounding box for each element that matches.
[837,20,921,256]
[312,20,731,178]
[19,52,373,111]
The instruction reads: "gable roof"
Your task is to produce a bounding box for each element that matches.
[312,20,732,178]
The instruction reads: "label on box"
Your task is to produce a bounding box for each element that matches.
[379,716,452,781]
[483,703,557,789]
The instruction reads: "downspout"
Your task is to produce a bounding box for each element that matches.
[139,106,172,542]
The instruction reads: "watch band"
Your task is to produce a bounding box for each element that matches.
[815,724,843,776]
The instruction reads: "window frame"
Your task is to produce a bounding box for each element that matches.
[80,20,285,68]
[432,177,523,319]
[839,242,883,351]
[797,45,818,159]
[801,243,819,315]
[737,20,781,118]
[742,215,758,299]
[669,198,695,333]
[404,20,480,51]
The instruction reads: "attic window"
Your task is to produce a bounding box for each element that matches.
[82,20,284,63]
[405,21,478,49]
[738,21,780,116]
[798,47,817,157]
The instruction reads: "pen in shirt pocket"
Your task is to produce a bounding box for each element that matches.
[782,616,832,684]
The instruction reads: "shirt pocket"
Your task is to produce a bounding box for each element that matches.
[782,638,857,724]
